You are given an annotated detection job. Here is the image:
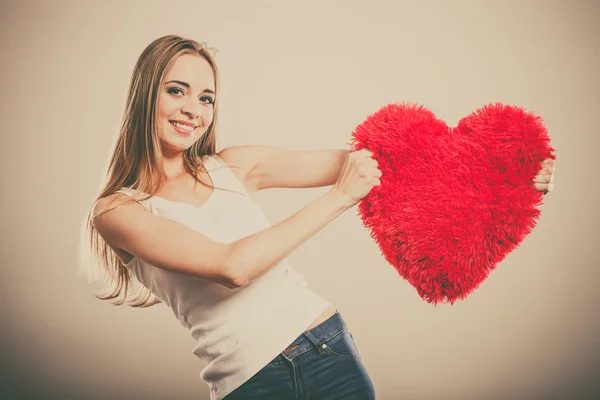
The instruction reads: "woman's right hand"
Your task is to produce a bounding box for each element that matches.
[331,149,382,208]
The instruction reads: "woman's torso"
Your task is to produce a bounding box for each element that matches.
[113,154,336,329]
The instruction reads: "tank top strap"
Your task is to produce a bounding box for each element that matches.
[205,154,250,197]
[114,187,153,211]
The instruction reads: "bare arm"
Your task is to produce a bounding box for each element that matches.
[228,189,352,285]
[93,197,237,287]
[218,146,348,193]
[93,149,380,288]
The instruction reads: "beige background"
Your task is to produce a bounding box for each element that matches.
[1,0,598,399]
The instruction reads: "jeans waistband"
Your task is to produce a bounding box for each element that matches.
[281,311,347,360]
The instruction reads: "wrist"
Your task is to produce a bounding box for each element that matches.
[325,188,357,211]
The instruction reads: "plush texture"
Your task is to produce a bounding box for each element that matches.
[350,103,555,305]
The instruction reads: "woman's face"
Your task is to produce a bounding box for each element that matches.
[157,54,216,153]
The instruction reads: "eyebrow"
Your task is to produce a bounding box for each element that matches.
[165,80,215,95]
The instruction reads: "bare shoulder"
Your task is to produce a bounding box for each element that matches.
[91,193,151,235]
[92,193,123,220]
[216,146,273,194]
[93,193,140,219]
[91,193,152,263]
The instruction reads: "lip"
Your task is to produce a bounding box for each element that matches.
[169,120,197,136]
[170,120,197,128]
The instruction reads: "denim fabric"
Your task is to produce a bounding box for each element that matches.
[223,311,375,399]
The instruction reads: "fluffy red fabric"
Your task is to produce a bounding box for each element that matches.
[350,103,555,305]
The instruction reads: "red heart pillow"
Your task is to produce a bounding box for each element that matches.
[350,103,555,305]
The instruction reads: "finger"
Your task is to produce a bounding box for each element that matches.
[358,165,367,177]
[532,175,551,183]
[533,182,548,191]
[536,165,553,175]
[541,159,555,170]
[367,167,382,178]
[543,182,555,194]
[359,149,373,158]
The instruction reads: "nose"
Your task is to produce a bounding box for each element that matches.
[181,97,202,120]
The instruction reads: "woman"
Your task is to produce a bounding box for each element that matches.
[82,35,555,400]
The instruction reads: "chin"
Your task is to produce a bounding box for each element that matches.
[159,137,190,151]
[162,134,204,152]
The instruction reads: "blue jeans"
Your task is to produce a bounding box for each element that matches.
[223,311,376,399]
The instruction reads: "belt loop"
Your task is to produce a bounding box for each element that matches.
[303,330,326,355]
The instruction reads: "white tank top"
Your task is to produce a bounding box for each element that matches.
[115,154,331,400]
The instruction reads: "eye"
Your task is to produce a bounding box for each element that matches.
[167,87,184,96]
[200,96,215,105]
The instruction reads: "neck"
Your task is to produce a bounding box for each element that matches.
[162,151,187,180]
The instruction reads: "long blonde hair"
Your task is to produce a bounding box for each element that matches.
[79,35,221,307]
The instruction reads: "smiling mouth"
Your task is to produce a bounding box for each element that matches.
[170,121,198,133]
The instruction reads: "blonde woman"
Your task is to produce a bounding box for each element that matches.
[82,35,555,400]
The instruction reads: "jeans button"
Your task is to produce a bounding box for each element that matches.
[321,344,327,349]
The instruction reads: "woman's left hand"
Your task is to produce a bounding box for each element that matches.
[533,156,556,195]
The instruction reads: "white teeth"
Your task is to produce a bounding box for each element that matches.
[171,121,195,131]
